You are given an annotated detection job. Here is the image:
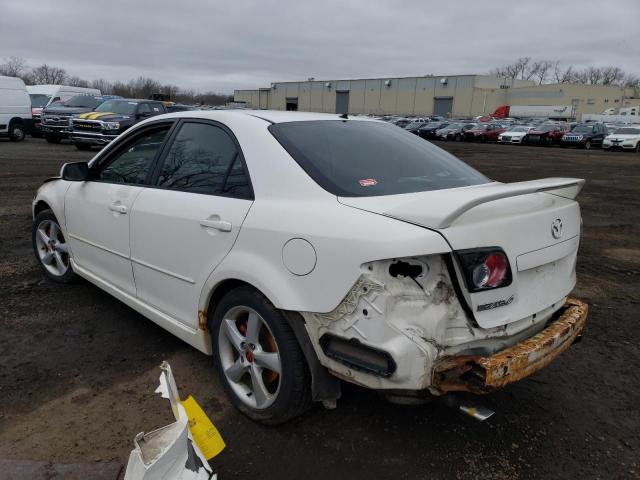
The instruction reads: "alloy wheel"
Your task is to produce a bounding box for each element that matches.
[35,219,70,276]
[218,306,282,410]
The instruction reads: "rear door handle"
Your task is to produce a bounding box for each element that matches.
[200,218,232,232]
[109,203,127,214]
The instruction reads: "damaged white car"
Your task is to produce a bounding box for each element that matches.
[32,110,588,424]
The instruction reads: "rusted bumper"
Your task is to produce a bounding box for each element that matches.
[432,298,588,394]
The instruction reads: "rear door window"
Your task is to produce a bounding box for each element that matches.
[269,120,488,197]
[155,122,252,199]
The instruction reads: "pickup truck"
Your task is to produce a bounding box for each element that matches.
[70,99,167,150]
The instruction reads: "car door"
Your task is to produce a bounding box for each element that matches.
[130,120,254,327]
[64,122,174,294]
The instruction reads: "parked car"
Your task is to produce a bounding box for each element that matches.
[404,120,430,134]
[70,99,167,150]
[435,122,476,141]
[561,123,608,149]
[417,121,449,139]
[602,126,640,152]
[390,117,412,128]
[41,95,106,143]
[498,126,535,145]
[463,123,506,142]
[27,85,101,137]
[32,111,588,424]
[0,75,32,141]
[526,123,571,146]
[166,104,197,113]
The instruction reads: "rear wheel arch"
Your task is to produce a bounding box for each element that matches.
[204,278,340,405]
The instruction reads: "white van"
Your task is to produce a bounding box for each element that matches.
[27,85,101,136]
[0,75,32,141]
[26,85,101,109]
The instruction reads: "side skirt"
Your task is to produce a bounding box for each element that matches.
[71,260,212,355]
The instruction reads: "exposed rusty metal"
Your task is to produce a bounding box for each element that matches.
[432,298,588,394]
[198,310,208,331]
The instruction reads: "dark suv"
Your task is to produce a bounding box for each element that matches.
[41,95,106,144]
[561,123,608,149]
[70,99,167,150]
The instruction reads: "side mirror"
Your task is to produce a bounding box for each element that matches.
[61,162,90,181]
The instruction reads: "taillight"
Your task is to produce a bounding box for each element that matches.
[456,248,512,292]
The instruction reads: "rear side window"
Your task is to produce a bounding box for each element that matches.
[269,120,489,197]
[156,122,251,198]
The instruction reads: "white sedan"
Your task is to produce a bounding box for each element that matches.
[498,125,534,144]
[602,126,640,152]
[32,110,588,424]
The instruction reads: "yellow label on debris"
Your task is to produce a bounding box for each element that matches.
[181,396,226,460]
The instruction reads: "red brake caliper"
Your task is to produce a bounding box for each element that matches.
[238,322,254,362]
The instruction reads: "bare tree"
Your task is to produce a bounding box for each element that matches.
[67,76,89,87]
[531,60,553,85]
[585,66,603,85]
[30,64,67,84]
[600,66,624,85]
[622,73,640,88]
[0,56,27,77]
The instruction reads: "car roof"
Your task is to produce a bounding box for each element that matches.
[152,109,379,125]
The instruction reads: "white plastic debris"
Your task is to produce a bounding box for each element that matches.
[123,362,216,480]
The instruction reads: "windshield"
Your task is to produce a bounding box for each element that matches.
[29,94,51,108]
[64,95,102,108]
[508,127,529,132]
[424,122,444,128]
[405,121,424,129]
[95,100,137,115]
[572,125,594,133]
[613,127,640,135]
[445,123,463,129]
[269,120,489,197]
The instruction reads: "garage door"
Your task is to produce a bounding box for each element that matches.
[433,97,453,117]
[336,91,349,114]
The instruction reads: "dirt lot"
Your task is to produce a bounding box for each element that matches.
[0,137,638,480]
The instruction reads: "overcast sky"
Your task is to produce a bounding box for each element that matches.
[2,0,639,93]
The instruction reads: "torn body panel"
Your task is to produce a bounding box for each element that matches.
[301,255,582,393]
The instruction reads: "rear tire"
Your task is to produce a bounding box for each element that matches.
[211,286,312,425]
[9,121,25,142]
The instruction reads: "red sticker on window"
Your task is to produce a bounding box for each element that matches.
[359,178,378,187]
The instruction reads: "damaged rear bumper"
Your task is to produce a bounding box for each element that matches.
[432,298,588,394]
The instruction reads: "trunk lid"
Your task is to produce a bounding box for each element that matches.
[339,178,584,328]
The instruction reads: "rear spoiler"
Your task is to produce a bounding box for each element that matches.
[435,178,585,229]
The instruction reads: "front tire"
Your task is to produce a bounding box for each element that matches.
[211,286,312,425]
[584,140,592,150]
[9,121,25,141]
[32,210,77,283]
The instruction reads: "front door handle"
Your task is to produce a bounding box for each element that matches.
[200,218,232,232]
[109,203,127,214]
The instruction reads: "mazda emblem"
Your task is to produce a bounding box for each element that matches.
[551,218,563,239]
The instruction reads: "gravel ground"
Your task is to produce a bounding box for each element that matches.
[0,137,638,480]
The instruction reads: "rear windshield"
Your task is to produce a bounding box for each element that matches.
[269,120,489,197]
